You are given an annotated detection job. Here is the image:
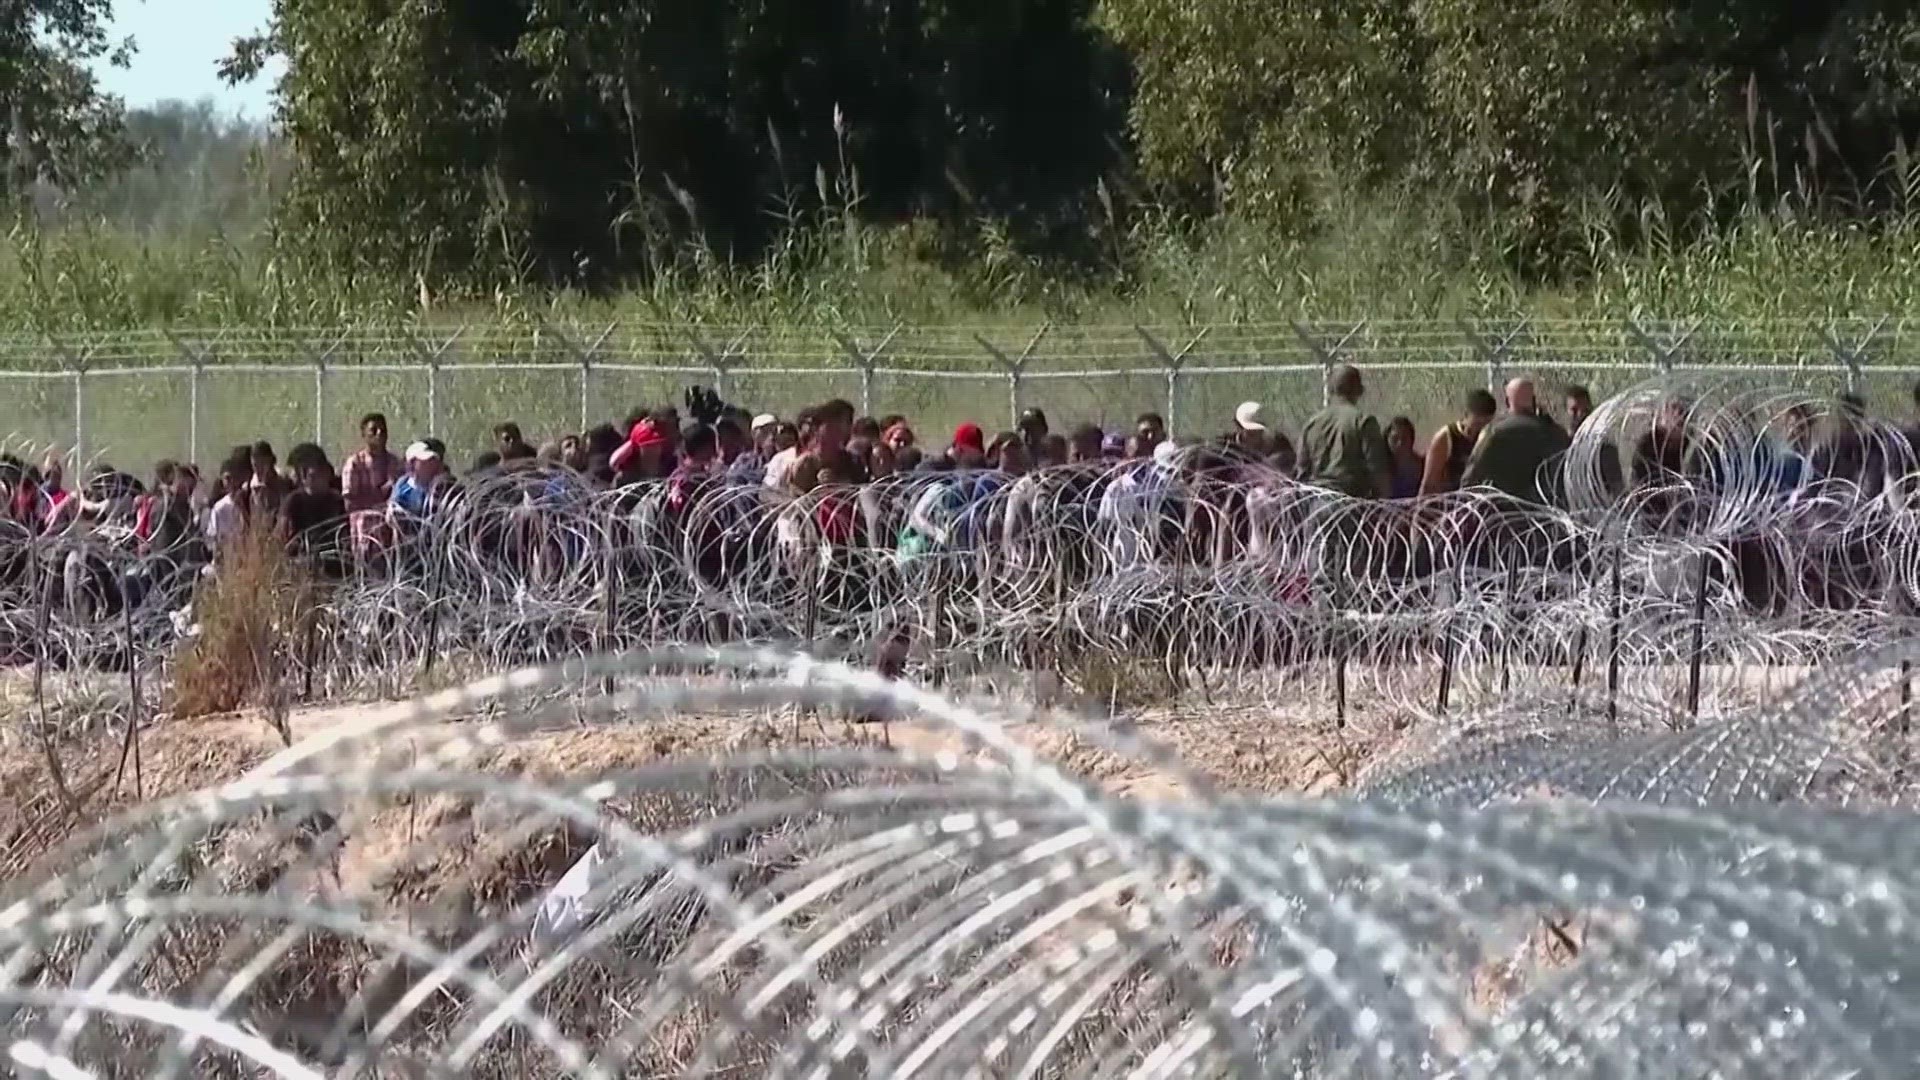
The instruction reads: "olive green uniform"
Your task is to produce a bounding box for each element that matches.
[1299,401,1391,498]
[1461,411,1571,503]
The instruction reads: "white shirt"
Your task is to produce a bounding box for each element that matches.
[209,495,246,555]
[1097,463,1174,569]
[763,447,800,491]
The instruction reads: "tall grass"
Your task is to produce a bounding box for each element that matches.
[8,182,1920,337]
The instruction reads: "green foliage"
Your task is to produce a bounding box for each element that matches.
[1097,0,1426,219]
[34,101,286,238]
[1101,0,1920,270]
[0,0,134,197]
[235,0,1126,291]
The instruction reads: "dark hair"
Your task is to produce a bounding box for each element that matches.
[423,437,447,458]
[777,421,800,441]
[494,422,524,444]
[1329,364,1364,401]
[1564,384,1594,406]
[360,412,387,431]
[153,459,179,486]
[1136,412,1164,428]
[586,423,623,457]
[586,453,615,484]
[819,398,857,425]
[1388,415,1416,440]
[852,416,881,441]
[878,413,906,430]
[1466,389,1497,418]
[895,446,924,472]
[251,440,275,459]
[682,422,719,457]
[287,443,329,476]
[471,450,503,474]
[1020,408,1049,430]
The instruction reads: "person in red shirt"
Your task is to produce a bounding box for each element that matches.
[949,421,987,469]
[609,417,671,481]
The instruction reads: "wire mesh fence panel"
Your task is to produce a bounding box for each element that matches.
[321,368,431,460]
[436,366,584,460]
[4,320,1918,467]
[593,366,710,430]
[1855,369,1919,422]
[866,370,1006,435]
[197,369,319,467]
[1019,340,1170,430]
[81,370,191,470]
[1177,367,1326,440]
[0,373,78,458]
[724,369,867,420]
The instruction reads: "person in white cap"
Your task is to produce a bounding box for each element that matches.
[728,413,781,484]
[391,440,447,518]
[1233,401,1272,454]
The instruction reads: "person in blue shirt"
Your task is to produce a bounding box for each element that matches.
[392,441,451,518]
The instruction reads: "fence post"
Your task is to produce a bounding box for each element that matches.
[1624,317,1698,381]
[974,324,1051,429]
[531,316,616,431]
[678,324,752,409]
[190,359,203,465]
[161,328,208,464]
[427,356,441,437]
[1291,321,1367,409]
[1135,325,1207,433]
[42,331,95,463]
[1820,317,1886,399]
[290,329,348,451]
[313,354,326,445]
[72,365,85,466]
[830,324,902,418]
[400,326,466,438]
[1459,318,1529,395]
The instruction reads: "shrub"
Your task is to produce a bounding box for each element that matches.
[172,519,319,723]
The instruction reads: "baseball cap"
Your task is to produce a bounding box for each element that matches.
[952,422,986,453]
[627,419,668,450]
[1234,401,1267,432]
[751,413,777,432]
[404,441,440,463]
[1152,440,1180,466]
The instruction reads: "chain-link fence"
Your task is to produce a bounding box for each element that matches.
[0,317,1910,468]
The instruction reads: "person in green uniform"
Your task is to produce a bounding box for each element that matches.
[1299,364,1392,498]
[1461,377,1571,504]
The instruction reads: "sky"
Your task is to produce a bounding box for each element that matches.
[91,0,280,120]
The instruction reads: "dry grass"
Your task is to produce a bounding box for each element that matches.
[171,520,320,726]
[0,677,1417,1076]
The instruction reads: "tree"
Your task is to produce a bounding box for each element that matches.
[225,0,1129,290]
[0,0,134,200]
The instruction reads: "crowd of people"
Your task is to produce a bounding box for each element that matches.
[2,365,1917,604]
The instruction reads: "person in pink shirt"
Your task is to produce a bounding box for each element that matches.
[342,412,403,566]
